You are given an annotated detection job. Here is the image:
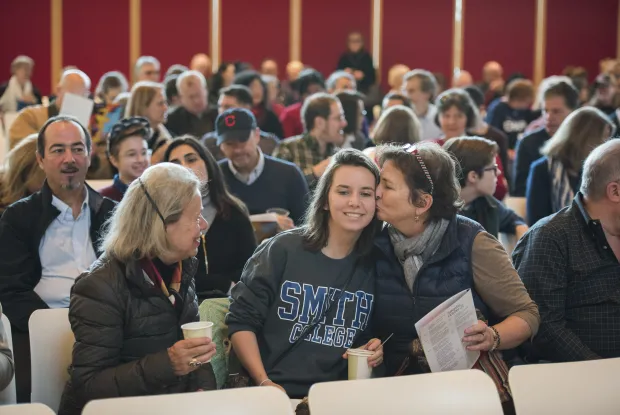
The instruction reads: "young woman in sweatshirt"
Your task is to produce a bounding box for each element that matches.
[227,148,384,398]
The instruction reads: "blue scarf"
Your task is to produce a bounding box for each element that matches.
[112,174,129,196]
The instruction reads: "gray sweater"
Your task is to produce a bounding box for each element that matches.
[0,302,15,391]
[227,229,375,398]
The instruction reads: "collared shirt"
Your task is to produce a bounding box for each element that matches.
[513,192,620,362]
[417,104,443,141]
[272,133,336,177]
[35,190,97,308]
[228,149,266,185]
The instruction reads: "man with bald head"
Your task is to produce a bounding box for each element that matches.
[514,139,620,363]
[166,70,217,137]
[0,115,115,401]
[453,70,473,88]
[190,53,212,79]
[479,61,505,105]
[9,69,91,148]
[261,59,279,78]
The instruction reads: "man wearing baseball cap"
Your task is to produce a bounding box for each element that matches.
[216,108,309,229]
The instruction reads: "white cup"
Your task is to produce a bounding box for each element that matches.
[347,348,374,380]
[181,321,214,340]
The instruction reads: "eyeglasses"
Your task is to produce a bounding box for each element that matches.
[138,178,166,227]
[483,164,500,176]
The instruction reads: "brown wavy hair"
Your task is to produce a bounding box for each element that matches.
[0,134,45,211]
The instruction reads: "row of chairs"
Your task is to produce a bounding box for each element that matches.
[3,301,619,414]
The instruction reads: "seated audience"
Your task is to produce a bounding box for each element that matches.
[485,79,538,151]
[372,142,539,411]
[99,117,151,201]
[216,108,307,226]
[279,69,325,138]
[260,58,278,77]
[58,163,216,415]
[464,85,510,180]
[164,64,189,79]
[190,53,211,79]
[381,92,411,110]
[434,88,508,200]
[274,92,345,188]
[233,70,284,138]
[0,134,46,214]
[526,106,614,225]
[134,56,161,82]
[337,90,369,149]
[453,70,474,88]
[589,73,616,115]
[326,70,357,93]
[0,55,41,112]
[364,105,421,163]
[402,69,442,140]
[444,136,527,239]
[262,74,284,117]
[478,61,505,106]
[280,60,304,106]
[208,62,236,106]
[337,31,376,94]
[164,136,256,300]
[514,139,620,362]
[227,149,383,398]
[164,74,181,111]
[0,302,14,392]
[513,79,579,196]
[125,81,171,164]
[94,71,128,105]
[9,69,91,148]
[202,85,280,159]
[386,64,410,94]
[166,70,217,138]
[0,116,116,402]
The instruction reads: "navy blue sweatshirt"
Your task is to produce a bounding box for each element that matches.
[226,230,375,398]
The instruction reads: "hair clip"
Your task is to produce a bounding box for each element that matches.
[404,144,434,195]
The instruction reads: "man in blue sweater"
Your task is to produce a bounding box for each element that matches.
[216,108,309,228]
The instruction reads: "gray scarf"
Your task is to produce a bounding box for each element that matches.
[388,219,450,292]
[202,194,217,228]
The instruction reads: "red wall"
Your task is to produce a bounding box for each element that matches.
[141,0,211,79]
[463,0,536,80]
[546,0,617,80]
[0,0,618,97]
[382,0,454,88]
[63,0,130,90]
[301,0,372,79]
[0,0,51,95]
[221,1,289,74]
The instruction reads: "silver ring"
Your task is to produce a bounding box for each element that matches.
[189,359,202,367]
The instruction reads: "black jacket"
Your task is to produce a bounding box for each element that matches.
[0,182,116,332]
[195,206,257,300]
[58,255,216,415]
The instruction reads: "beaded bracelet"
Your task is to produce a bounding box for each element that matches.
[489,326,501,352]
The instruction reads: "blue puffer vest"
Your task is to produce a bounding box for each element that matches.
[372,215,489,376]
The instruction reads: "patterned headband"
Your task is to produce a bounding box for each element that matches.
[404,144,434,195]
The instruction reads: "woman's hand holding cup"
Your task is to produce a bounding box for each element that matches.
[167,337,216,376]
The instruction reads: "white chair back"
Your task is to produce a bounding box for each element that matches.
[309,370,503,415]
[86,180,113,191]
[29,308,74,412]
[0,313,17,404]
[82,387,294,415]
[2,403,55,414]
[509,358,620,415]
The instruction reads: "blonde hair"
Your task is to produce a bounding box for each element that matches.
[125,81,164,118]
[373,105,421,146]
[388,64,410,89]
[0,134,45,209]
[11,55,34,74]
[102,163,201,262]
[541,106,614,174]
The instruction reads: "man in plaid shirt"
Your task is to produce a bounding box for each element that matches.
[274,92,346,188]
[513,139,620,362]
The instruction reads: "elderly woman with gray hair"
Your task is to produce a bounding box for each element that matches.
[58,163,216,415]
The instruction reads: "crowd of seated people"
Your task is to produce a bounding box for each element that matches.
[1,33,620,414]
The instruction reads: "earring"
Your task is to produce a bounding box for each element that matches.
[414,215,420,222]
